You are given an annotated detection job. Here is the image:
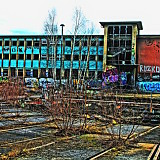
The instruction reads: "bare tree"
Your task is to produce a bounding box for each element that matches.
[44,8,58,88]
[69,7,87,88]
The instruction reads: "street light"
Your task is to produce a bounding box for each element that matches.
[60,24,65,86]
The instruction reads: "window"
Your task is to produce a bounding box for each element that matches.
[12,41,17,46]
[91,40,96,46]
[82,55,87,61]
[108,26,113,34]
[34,41,39,47]
[19,54,24,60]
[73,55,79,60]
[114,26,119,34]
[65,54,71,60]
[41,39,47,46]
[0,54,2,59]
[0,41,2,46]
[19,41,24,46]
[5,41,9,46]
[34,54,39,60]
[3,69,8,76]
[27,41,32,46]
[11,54,16,59]
[65,41,71,47]
[33,69,38,77]
[99,41,104,46]
[127,26,132,34]
[26,54,31,60]
[3,54,9,59]
[120,26,126,34]
[98,55,103,61]
[89,55,95,60]
[18,69,23,76]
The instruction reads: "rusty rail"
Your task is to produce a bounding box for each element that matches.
[147,143,160,160]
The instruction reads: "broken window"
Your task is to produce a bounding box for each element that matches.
[12,41,17,46]
[26,54,31,60]
[108,26,113,34]
[34,41,39,47]
[56,69,60,79]
[127,26,132,34]
[34,54,39,60]
[99,40,104,46]
[65,41,71,47]
[11,68,16,77]
[3,54,9,59]
[27,41,32,46]
[82,55,87,61]
[11,54,16,59]
[18,69,23,77]
[89,55,95,60]
[65,54,71,60]
[3,69,8,76]
[89,71,95,79]
[120,26,126,34]
[19,41,24,46]
[98,55,103,61]
[114,26,119,34]
[114,40,119,47]
[5,41,9,46]
[19,54,24,60]
[73,55,79,60]
[33,69,38,77]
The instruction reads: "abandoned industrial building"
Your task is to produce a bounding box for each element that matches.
[0,21,160,92]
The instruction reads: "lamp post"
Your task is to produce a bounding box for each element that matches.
[60,24,65,86]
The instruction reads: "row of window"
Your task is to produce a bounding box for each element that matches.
[1,68,103,79]
[0,39,104,47]
[0,54,103,61]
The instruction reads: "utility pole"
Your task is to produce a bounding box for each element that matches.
[60,24,65,86]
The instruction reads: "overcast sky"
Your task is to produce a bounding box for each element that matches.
[0,0,159,35]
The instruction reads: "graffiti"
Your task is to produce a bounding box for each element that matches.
[140,64,160,73]
[102,67,118,87]
[145,39,154,46]
[137,82,160,93]
[120,72,127,85]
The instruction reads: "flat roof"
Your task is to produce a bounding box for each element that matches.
[99,21,143,30]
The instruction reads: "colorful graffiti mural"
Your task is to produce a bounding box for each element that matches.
[102,66,118,87]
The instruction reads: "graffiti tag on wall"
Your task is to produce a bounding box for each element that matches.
[140,64,160,73]
[137,81,160,92]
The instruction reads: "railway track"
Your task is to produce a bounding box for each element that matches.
[147,143,160,160]
[86,125,160,160]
